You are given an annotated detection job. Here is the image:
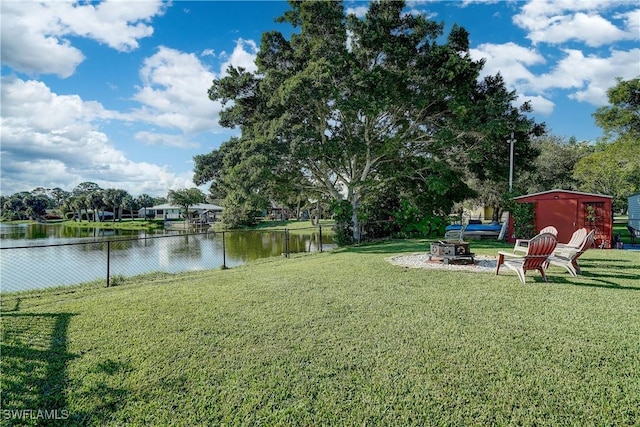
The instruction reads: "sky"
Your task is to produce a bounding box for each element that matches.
[1,0,638,198]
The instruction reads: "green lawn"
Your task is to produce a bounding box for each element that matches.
[58,219,165,230]
[1,240,639,426]
[217,218,335,234]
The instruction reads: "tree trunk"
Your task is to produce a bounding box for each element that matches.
[351,197,360,243]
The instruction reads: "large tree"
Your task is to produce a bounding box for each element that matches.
[167,188,206,220]
[515,134,592,195]
[197,0,542,238]
[593,77,640,140]
[49,187,70,212]
[575,77,640,212]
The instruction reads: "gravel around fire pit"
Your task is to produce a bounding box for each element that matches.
[388,253,498,273]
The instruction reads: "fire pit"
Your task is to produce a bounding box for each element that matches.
[428,241,475,265]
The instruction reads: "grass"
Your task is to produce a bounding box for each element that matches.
[57,219,165,230]
[215,219,335,234]
[1,239,639,426]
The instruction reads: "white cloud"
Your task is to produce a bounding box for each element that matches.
[516,94,555,115]
[619,8,640,36]
[218,39,259,75]
[132,46,222,134]
[529,12,626,47]
[0,2,85,78]
[514,0,637,46]
[532,48,640,105]
[470,37,639,110]
[135,131,200,149]
[469,42,557,114]
[460,0,502,6]
[470,42,545,85]
[50,0,166,51]
[0,77,190,196]
[0,0,165,77]
[346,5,369,18]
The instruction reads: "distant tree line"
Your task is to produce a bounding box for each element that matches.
[0,183,166,222]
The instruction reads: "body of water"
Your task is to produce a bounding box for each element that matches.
[0,223,334,292]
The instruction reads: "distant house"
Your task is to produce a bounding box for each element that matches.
[266,202,292,220]
[629,193,640,230]
[138,203,224,221]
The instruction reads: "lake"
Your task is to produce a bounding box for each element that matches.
[0,223,334,292]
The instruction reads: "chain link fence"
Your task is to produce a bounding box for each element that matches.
[1,227,330,293]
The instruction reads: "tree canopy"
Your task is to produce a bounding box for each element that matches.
[593,77,640,141]
[575,77,640,212]
[168,188,206,219]
[515,135,592,195]
[195,0,543,237]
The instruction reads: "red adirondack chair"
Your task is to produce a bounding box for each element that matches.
[513,225,558,253]
[496,232,557,284]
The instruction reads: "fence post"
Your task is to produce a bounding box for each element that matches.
[106,241,111,287]
[222,231,227,269]
[319,225,323,252]
[285,228,290,258]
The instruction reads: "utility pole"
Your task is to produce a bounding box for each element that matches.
[508,132,515,191]
[499,132,516,242]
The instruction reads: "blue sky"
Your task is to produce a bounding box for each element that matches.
[1,0,638,197]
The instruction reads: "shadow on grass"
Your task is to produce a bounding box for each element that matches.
[1,312,77,424]
[1,312,129,425]
[546,271,640,291]
[338,238,511,254]
[577,271,640,290]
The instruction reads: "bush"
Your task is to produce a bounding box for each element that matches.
[330,200,353,246]
[390,200,447,238]
[511,202,536,239]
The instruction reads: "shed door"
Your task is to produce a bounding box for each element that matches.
[536,199,577,243]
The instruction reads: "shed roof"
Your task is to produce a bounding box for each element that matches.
[513,189,613,200]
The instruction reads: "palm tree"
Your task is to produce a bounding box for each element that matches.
[86,191,104,222]
[122,194,139,220]
[103,189,129,222]
[49,187,70,215]
[63,196,83,221]
[136,194,154,220]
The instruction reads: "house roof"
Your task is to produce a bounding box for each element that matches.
[513,189,613,200]
[142,203,224,211]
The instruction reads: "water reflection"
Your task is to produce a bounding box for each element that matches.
[0,223,144,246]
[0,224,334,292]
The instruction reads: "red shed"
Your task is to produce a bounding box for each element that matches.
[508,189,613,248]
